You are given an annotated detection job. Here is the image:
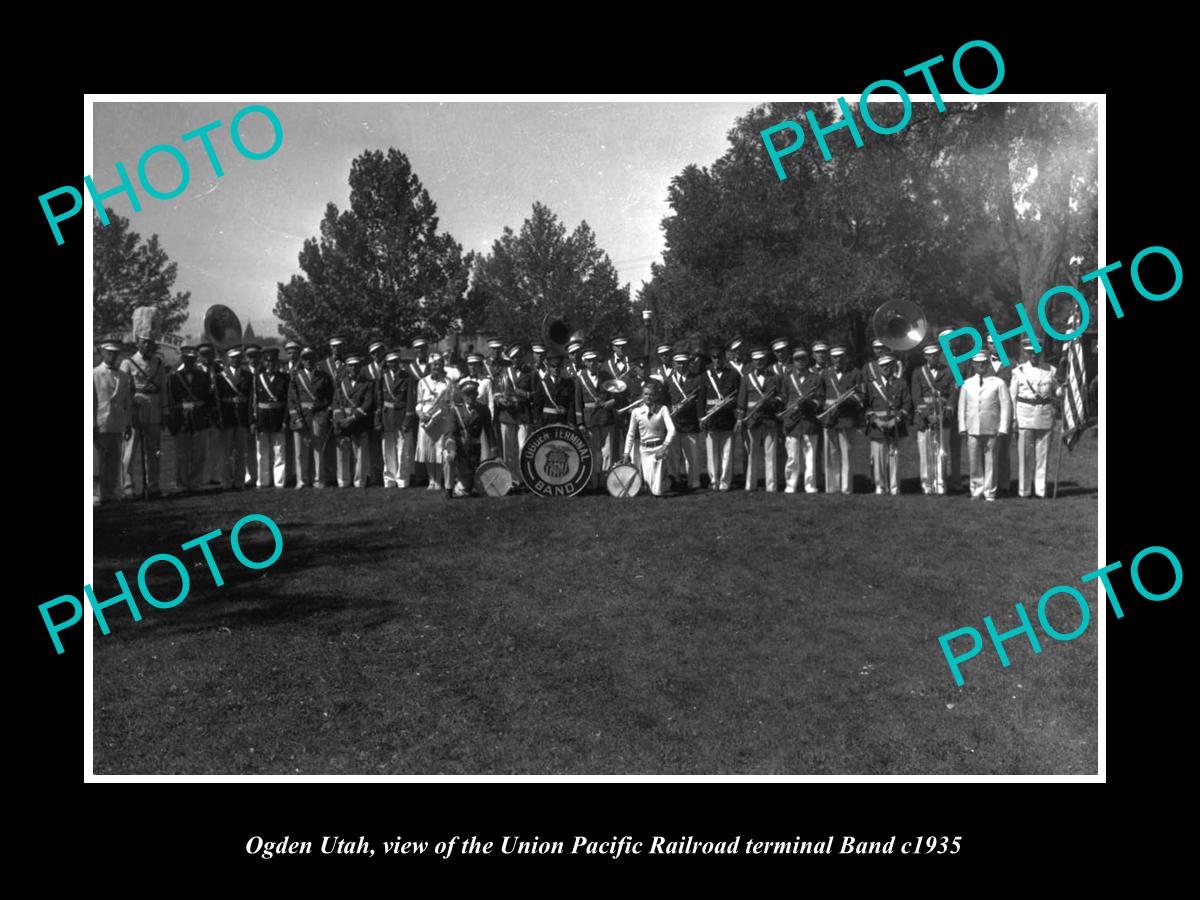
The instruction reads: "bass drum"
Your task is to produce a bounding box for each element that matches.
[605,462,643,498]
[475,459,513,497]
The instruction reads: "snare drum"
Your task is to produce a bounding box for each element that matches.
[475,459,513,497]
[605,462,643,498]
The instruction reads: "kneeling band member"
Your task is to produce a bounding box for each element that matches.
[622,381,677,496]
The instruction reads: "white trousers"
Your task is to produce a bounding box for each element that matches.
[1017,427,1051,497]
[746,425,778,491]
[823,427,855,494]
[870,439,900,495]
[383,426,414,487]
[639,445,669,496]
[676,432,701,487]
[785,434,818,492]
[968,434,998,499]
[704,430,733,490]
[122,425,162,494]
[94,432,124,502]
[337,432,368,487]
[917,425,950,495]
[256,430,287,488]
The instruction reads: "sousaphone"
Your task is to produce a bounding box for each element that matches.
[872,299,927,351]
[203,304,243,351]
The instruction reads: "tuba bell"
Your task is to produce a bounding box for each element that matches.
[872,299,927,351]
[544,313,585,358]
[203,304,243,351]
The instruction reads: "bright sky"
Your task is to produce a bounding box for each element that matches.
[92,101,754,340]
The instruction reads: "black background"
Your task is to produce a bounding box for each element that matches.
[23,20,1187,883]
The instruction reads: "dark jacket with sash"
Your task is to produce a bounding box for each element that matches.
[375,368,417,432]
[780,367,826,436]
[666,371,704,433]
[736,368,781,426]
[214,367,253,428]
[910,363,957,430]
[288,366,334,430]
[701,367,740,432]
[532,370,576,426]
[863,369,913,441]
[335,375,375,437]
[574,369,614,428]
[167,367,213,434]
[495,367,533,425]
[821,366,863,429]
[254,370,291,433]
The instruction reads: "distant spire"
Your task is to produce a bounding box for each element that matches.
[243,321,257,340]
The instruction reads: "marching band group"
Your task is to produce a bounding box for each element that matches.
[93,326,1062,504]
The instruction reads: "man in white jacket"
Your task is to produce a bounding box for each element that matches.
[1009,341,1058,498]
[957,352,1012,501]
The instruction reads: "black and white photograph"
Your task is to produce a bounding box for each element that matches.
[82,94,1103,777]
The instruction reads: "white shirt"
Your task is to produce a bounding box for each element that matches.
[625,404,676,457]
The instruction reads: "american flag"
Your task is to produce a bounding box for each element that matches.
[1060,306,1089,450]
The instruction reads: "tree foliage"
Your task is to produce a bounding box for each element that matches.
[92,209,190,336]
[274,149,471,350]
[466,202,632,344]
[640,102,1097,357]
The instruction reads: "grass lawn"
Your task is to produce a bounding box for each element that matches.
[93,428,1098,774]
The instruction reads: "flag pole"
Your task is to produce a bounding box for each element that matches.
[1053,420,1065,499]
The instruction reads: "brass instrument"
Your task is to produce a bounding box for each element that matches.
[617,397,646,414]
[741,383,779,429]
[815,386,860,424]
[669,387,700,417]
[202,304,243,352]
[698,394,736,425]
[601,378,628,396]
[872,299,927,351]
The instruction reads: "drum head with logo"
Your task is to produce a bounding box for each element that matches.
[519,425,593,498]
[475,459,512,497]
[605,462,643,498]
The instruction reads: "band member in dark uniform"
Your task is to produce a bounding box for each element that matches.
[214,346,253,490]
[575,348,618,490]
[666,351,704,490]
[821,344,863,495]
[289,347,334,488]
[447,379,498,497]
[532,353,575,427]
[780,348,825,494]
[495,343,533,483]
[863,353,913,496]
[334,355,376,488]
[701,343,740,491]
[912,342,957,495]
[736,347,782,492]
[376,349,417,488]
[167,346,213,494]
[253,347,291,489]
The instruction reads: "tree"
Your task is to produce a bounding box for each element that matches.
[467,202,632,344]
[92,209,190,336]
[274,149,471,350]
[640,101,1097,358]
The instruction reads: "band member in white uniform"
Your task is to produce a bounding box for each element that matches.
[622,381,677,497]
[1010,341,1058,498]
[415,354,457,490]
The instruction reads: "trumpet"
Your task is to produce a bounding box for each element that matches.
[698,394,736,425]
[617,397,646,414]
[815,387,860,423]
[669,388,700,417]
